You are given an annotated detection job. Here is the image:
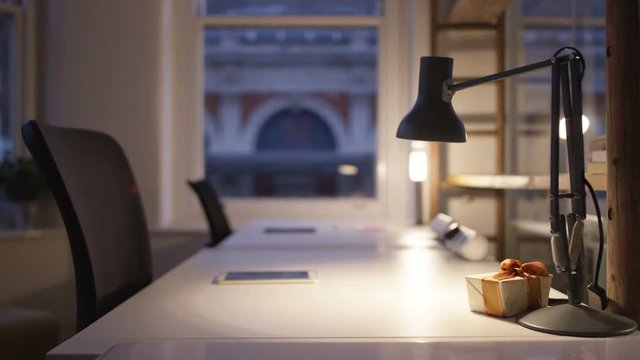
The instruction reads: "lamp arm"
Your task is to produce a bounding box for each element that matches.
[560,58,589,306]
[446,54,575,97]
[549,62,561,233]
[565,60,587,217]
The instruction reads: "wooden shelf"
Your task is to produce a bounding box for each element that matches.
[445,173,606,192]
[430,0,510,260]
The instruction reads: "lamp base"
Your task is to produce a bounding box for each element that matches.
[517,304,637,337]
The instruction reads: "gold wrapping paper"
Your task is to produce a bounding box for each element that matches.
[481,277,506,317]
[467,259,552,318]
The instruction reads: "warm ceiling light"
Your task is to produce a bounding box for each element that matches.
[337,164,359,176]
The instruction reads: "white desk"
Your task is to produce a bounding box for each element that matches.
[48,221,640,359]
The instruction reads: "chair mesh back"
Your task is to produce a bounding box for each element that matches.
[22,121,152,331]
[188,180,232,246]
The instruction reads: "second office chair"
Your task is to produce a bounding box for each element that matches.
[188,179,232,246]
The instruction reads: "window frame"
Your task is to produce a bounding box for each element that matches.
[165,0,431,227]
[201,24,378,199]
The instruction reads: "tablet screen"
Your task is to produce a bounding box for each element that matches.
[263,227,316,234]
[215,270,316,284]
[225,271,310,281]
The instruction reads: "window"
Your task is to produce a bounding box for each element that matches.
[201,2,381,199]
[203,26,377,198]
[0,1,21,157]
[0,0,31,229]
[191,0,420,224]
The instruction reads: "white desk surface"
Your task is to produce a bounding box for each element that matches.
[49,220,640,359]
[95,339,640,360]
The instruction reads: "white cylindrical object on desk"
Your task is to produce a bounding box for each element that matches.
[429,213,456,239]
[445,225,489,261]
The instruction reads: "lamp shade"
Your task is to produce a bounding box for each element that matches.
[396,57,467,142]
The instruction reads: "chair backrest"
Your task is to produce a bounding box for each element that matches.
[22,120,152,332]
[188,179,232,246]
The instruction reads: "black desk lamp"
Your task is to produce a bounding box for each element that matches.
[397,48,637,337]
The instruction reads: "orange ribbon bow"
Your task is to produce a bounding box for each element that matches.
[491,259,549,280]
[481,259,549,317]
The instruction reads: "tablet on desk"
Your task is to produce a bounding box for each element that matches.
[263,227,316,234]
[214,270,317,284]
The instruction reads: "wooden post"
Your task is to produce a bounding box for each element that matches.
[428,0,442,221]
[495,14,506,261]
[605,0,640,322]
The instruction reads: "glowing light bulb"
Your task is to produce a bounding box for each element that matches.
[409,150,427,182]
[559,115,590,140]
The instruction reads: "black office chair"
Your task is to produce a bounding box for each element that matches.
[188,179,232,247]
[22,120,152,332]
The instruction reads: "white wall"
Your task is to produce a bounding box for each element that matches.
[42,0,165,227]
[41,0,205,228]
[163,0,204,226]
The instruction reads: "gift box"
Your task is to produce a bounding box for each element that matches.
[466,259,552,318]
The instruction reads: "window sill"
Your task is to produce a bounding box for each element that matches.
[0,227,66,241]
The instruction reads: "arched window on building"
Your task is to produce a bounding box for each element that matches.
[256,108,336,152]
[254,108,338,197]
